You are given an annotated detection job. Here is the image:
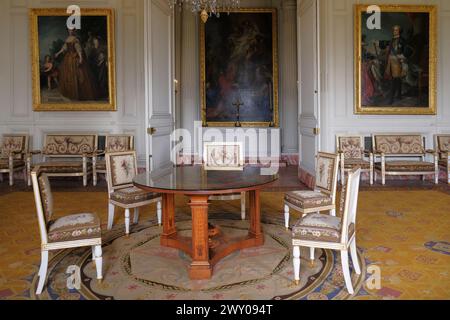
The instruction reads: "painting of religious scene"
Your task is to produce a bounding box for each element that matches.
[30,9,116,111]
[200,9,279,127]
[355,5,436,115]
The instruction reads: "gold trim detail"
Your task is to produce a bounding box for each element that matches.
[30,8,116,111]
[354,5,437,115]
[199,8,279,127]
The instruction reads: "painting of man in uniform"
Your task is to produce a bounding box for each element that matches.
[201,10,278,126]
[37,16,110,104]
[360,11,431,109]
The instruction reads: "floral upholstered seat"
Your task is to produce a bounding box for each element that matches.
[342,159,371,170]
[47,213,101,243]
[31,169,103,295]
[372,134,439,185]
[284,191,332,209]
[435,134,450,184]
[284,152,340,229]
[292,213,355,243]
[110,186,161,204]
[92,135,134,186]
[0,134,29,186]
[28,134,98,187]
[106,151,162,235]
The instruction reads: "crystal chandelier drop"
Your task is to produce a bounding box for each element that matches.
[169,0,241,23]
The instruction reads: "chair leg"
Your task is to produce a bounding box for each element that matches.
[293,246,301,285]
[93,172,97,187]
[36,250,49,295]
[340,250,354,295]
[9,171,13,187]
[284,205,290,230]
[309,247,315,265]
[133,208,140,224]
[107,203,115,230]
[157,200,162,226]
[93,245,103,281]
[350,239,361,275]
[125,208,130,235]
[91,246,96,262]
[369,170,374,186]
[241,192,246,220]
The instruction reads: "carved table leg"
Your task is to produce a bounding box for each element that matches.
[188,195,212,280]
[160,194,176,244]
[249,190,264,244]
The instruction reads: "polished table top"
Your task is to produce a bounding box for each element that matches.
[133,166,279,194]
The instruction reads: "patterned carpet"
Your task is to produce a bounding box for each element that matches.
[0,189,449,300]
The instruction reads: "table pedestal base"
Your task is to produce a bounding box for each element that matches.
[160,190,264,280]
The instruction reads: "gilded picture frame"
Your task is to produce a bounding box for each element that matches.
[354,5,437,115]
[30,8,116,111]
[200,8,279,127]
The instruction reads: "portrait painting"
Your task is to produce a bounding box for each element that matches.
[355,5,436,115]
[200,9,279,127]
[30,8,116,111]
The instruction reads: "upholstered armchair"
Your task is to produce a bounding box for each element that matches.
[92,134,135,186]
[31,167,103,295]
[284,152,340,230]
[0,134,29,186]
[292,168,362,295]
[372,134,439,185]
[105,151,162,236]
[336,134,374,185]
[203,142,246,220]
[435,134,450,184]
[27,134,98,187]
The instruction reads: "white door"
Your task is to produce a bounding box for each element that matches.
[144,0,175,172]
[298,0,320,177]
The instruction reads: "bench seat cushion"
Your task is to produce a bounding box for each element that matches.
[343,159,371,170]
[34,161,92,174]
[285,191,332,209]
[375,161,435,172]
[0,159,25,170]
[48,213,101,243]
[111,186,160,204]
[292,213,355,243]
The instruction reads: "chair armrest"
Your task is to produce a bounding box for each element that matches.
[426,149,438,155]
[84,149,105,157]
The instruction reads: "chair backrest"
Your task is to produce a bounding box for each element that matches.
[105,151,138,193]
[105,134,134,152]
[31,168,53,245]
[203,141,244,170]
[1,134,29,160]
[315,152,340,198]
[43,133,97,157]
[435,134,450,160]
[340,168,361,244]
[372,133,425,156]
[336,134,365,160]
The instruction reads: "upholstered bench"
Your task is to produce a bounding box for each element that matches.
[372,134,439,185]
[28,134,97,187]
[435,134,450,184]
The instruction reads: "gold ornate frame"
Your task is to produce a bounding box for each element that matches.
[30,8,116,111]
[200,8,279,127]
[354,5,437,115]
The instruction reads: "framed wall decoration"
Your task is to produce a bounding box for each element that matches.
[200,8,279,127]
[30,8,116,111]
[354,5,436,115]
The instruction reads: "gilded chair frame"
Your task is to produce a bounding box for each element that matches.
[203,141,246,220]
[336,134,374,185]
[372,133,439,185]
[31,167,102,295]
[93,134,135,186]
[293,168,362,295]
[0,134,29,186]
[434,134,450,184]
[284,152,340,229]
[27,133,98,187]
[105,151,162,235]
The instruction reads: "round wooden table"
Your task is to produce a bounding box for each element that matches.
[134,166,278,280]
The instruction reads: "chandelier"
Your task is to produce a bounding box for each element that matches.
[169,0,241,23]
